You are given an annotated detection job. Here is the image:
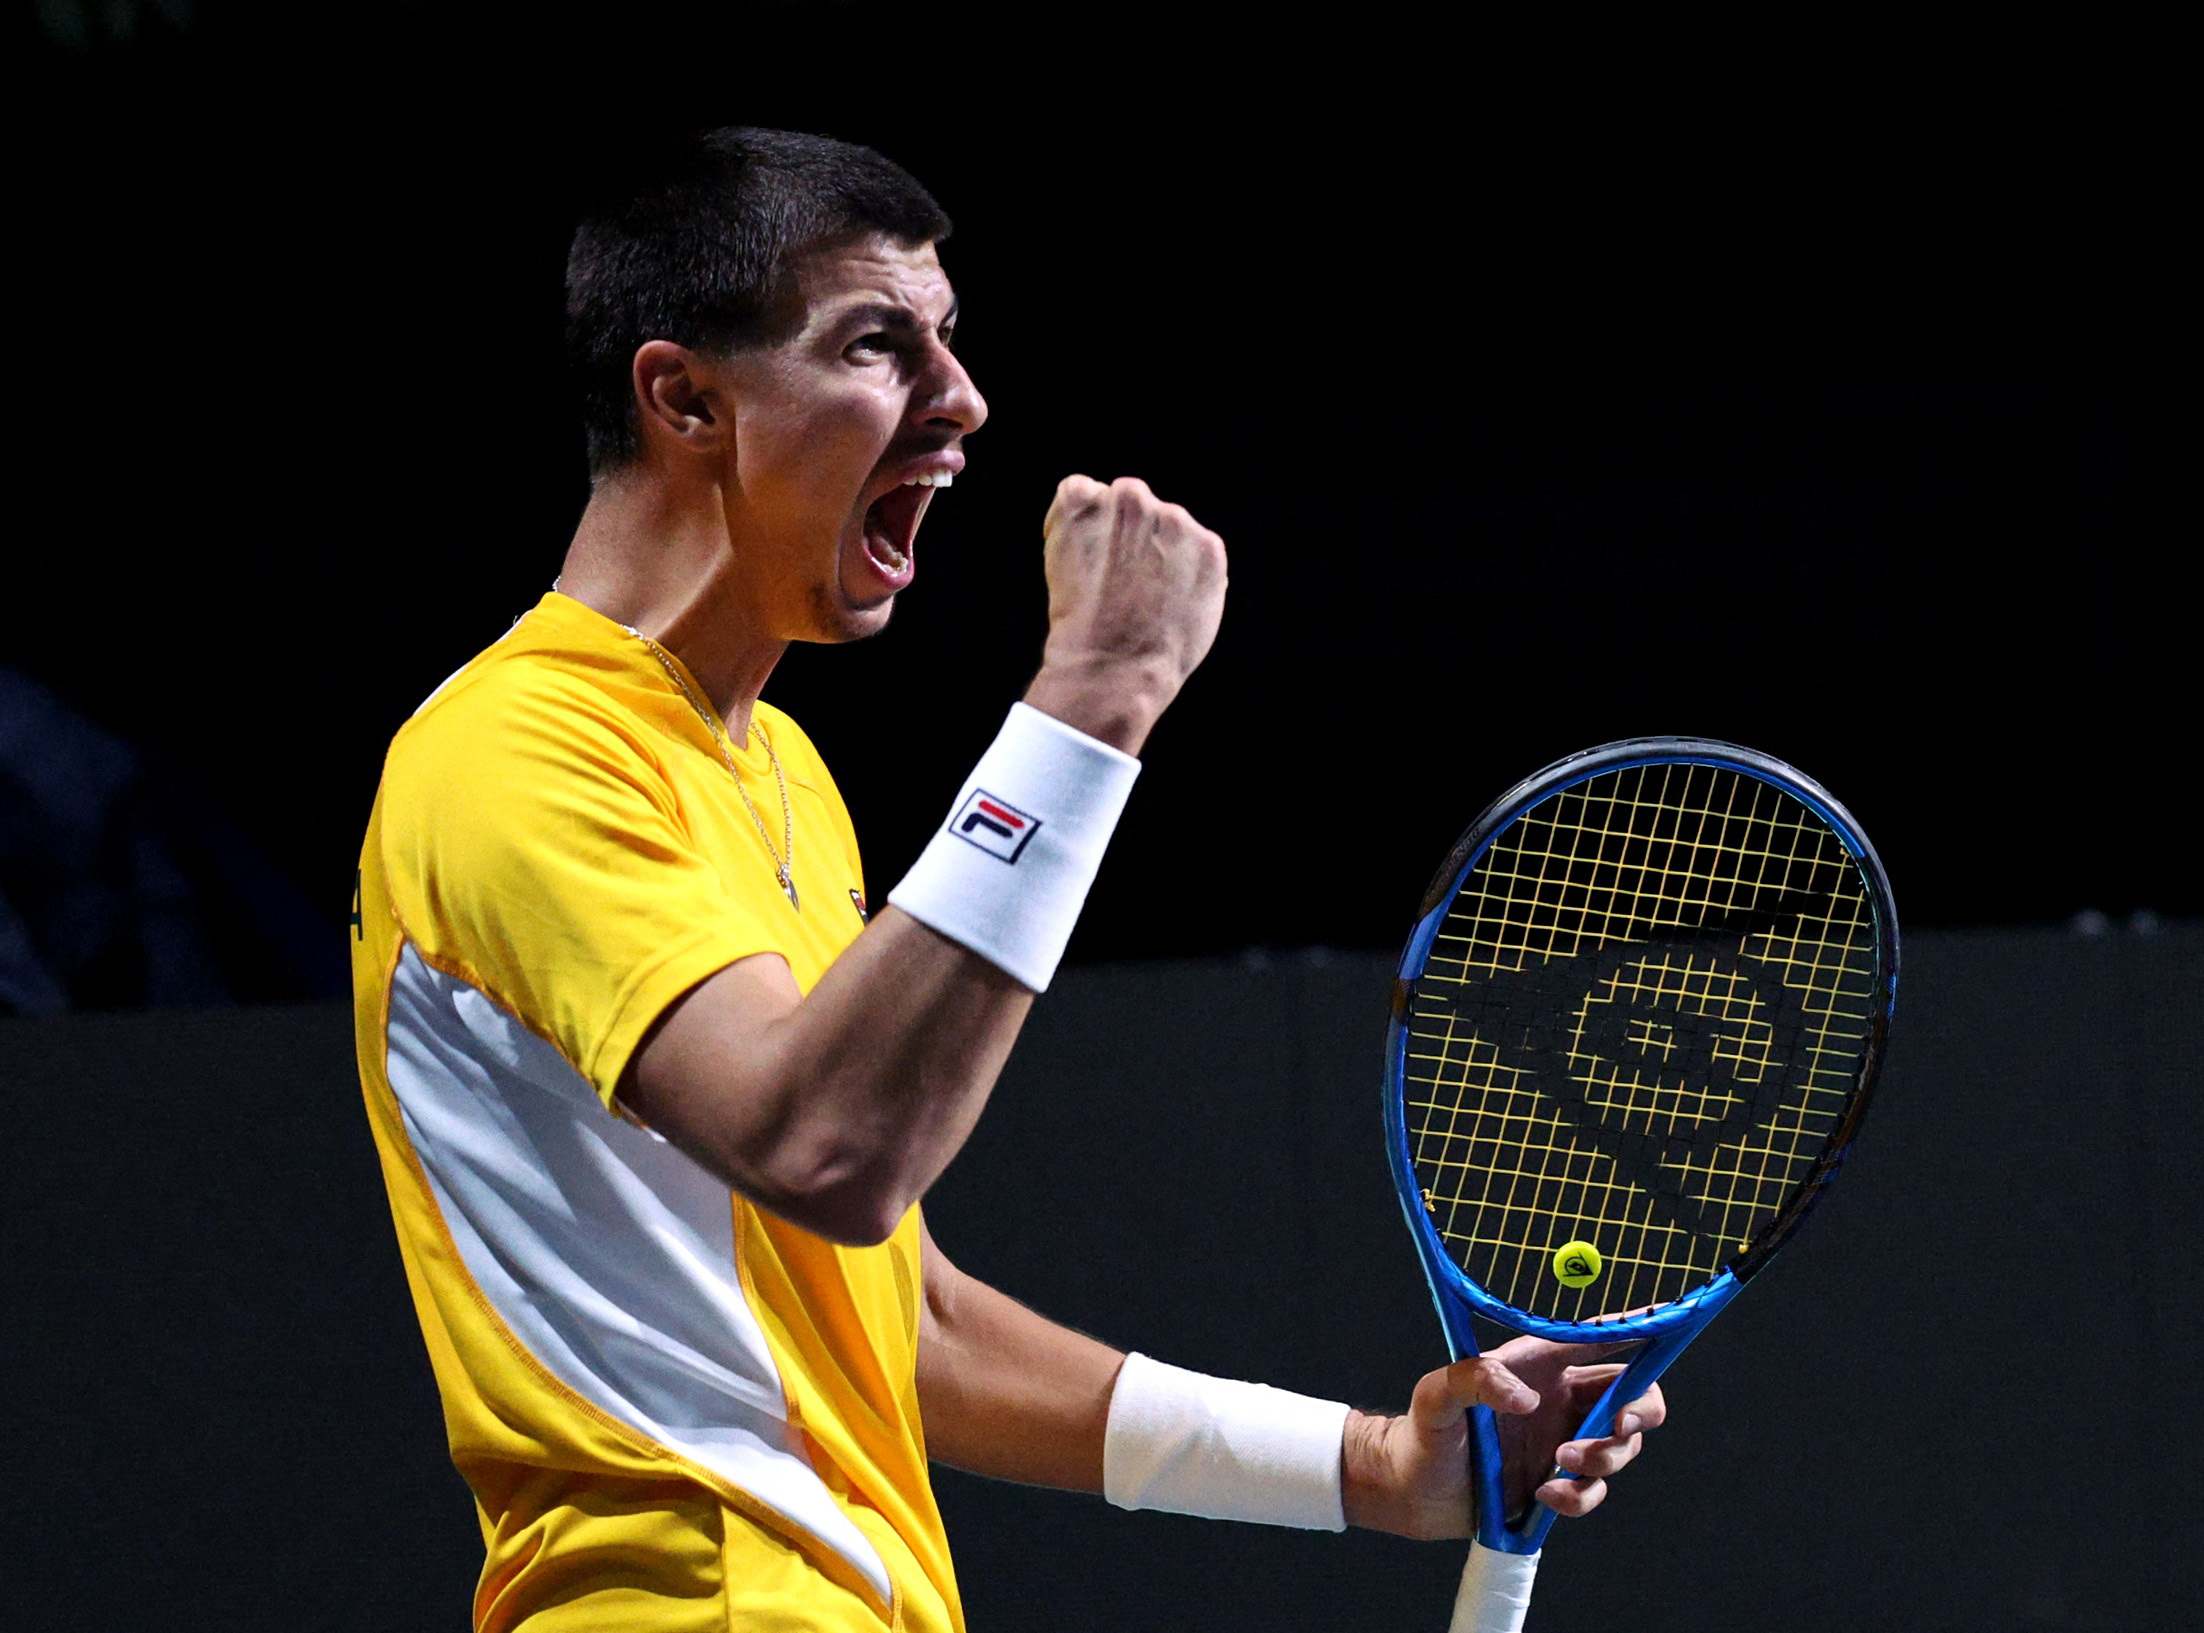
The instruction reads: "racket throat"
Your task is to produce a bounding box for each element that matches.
[1487,1275,1742,1555]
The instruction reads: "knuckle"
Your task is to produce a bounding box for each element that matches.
[1557,1479,1604,1516]
[1114,480,1160,517]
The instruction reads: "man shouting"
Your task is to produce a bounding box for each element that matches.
[351,127,1664,1631]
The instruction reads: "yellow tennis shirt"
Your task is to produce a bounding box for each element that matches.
[351,591,960,1632]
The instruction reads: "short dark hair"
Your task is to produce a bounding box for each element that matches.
[565,127,951,475]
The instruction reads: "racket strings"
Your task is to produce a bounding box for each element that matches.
[1404,763,1879,1320]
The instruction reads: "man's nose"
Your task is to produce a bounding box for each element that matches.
[921,346,987,437]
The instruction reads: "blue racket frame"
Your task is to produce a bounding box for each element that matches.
[1382,738,1898,1558]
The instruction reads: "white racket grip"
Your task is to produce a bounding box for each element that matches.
[1450,1543,1540,1633]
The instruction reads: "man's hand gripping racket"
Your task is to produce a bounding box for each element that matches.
[1382,740,1898,1631]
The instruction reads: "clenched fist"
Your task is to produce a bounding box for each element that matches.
[1023,475,1227,755]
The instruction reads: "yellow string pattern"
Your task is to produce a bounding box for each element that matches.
[1404,762,1879,1321]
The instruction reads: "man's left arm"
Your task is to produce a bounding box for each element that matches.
[916,1221,1119,1493]
[915,1225,1666,1532]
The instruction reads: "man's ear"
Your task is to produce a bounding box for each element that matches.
[630,341,727,458]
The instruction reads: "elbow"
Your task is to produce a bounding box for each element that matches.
[652,1069,916,1245]
[775,1180,907,1248]
[729,1145,910,1247]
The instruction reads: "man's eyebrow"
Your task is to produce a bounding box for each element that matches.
[836,298,960,335]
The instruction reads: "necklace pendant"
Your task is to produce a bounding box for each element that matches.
[780,868,800,911]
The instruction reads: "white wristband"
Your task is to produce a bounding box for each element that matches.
[886,703,1140,992]
[1102,1352,1351,1531]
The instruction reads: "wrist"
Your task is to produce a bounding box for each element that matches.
[1022,653,1169,757]
[1339,1408,1473,1541]
[1339,1409,1394,1532]
[1102,1353,1351,1531]
[885,704,1140,992]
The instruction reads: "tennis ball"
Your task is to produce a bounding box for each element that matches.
[1552,1240,1603,1287]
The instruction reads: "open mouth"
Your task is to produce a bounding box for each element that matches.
[858,470,952,587]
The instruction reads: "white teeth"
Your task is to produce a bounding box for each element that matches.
[904,471,955,488]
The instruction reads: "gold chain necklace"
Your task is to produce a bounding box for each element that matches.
[627,628,799,911]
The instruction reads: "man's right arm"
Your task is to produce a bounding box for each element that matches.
[619,476,1226,1244]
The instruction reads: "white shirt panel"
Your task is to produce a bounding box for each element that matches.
[382,944,892,1602]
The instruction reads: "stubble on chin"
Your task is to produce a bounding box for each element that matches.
[805,580,894,644]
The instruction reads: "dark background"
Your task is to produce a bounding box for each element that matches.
[5,931,2199,1630]
[2,1,2188,1010]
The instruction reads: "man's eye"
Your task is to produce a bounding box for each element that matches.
[849,333,895,357]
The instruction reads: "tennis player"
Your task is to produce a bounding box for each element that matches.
[351,128,1666,1632]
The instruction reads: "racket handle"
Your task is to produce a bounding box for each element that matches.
[1449,1542,1540,1633]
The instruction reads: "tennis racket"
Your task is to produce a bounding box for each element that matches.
[1382,738,1898,1633]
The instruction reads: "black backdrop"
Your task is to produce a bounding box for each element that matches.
[5,3,2188,972]
[5,927,2198,1630]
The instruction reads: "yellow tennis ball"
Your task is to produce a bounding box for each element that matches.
[1552,1240,1603,1288]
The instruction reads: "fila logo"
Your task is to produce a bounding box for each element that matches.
[950,789,1041,863]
